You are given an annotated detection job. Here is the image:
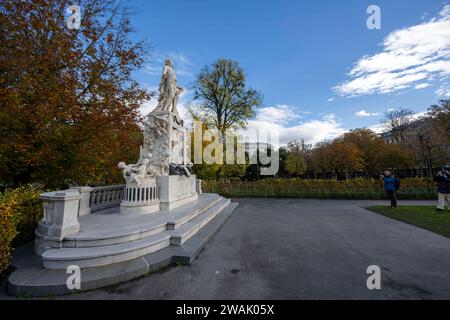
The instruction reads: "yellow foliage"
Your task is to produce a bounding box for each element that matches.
[203,177,435,199]
[0,185,42,274]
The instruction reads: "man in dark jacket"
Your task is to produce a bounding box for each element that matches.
[435,165,450,212]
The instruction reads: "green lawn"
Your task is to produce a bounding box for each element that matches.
[367,206,450,239]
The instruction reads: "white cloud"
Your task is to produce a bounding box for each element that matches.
[368,110,428,134]
[246,106,346,146]
[143,65,160,75]
[140,99,157,116]
[412,111,428,120]
[435,85,450,97]
[415,83,432,89]
[327,98,335,102]
[335,5,450,96]
[368,123,385,134]
[169,52,192,67]
[254,105,303,125]
[354,110,380,117]
[441,5,450,18]
[144,51,194,77]
[140,102,345,146]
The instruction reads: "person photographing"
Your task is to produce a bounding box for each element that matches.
[381,170,400,208]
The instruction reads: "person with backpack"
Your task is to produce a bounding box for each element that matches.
[381,170,399,208]
[434,165,450,212]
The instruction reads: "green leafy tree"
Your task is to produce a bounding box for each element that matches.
[190,59,262,134]
[285,153,306,177]
[285,141,308,177]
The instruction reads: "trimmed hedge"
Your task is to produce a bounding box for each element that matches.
[202,177,437,200]
[0,185,42,274]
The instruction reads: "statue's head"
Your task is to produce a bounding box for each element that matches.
[165,58,173,67]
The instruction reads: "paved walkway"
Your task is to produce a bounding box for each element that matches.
[3,199,450,299]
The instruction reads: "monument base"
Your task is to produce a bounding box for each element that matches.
[120,201,160,215]
[120,178,160,215]
[8,194,238,297]
[157,175,198,211]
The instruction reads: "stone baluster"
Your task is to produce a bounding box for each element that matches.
[70,186,93,217]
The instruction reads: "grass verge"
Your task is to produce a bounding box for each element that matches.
[367,205,450,239]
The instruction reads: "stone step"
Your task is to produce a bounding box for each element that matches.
[8,201,238,297]
[63,221,167,248]
[166,194,224,230]
[41,197,231,269]
[41,232,171,269]
[61,193,223,248]
[170,198,231,246]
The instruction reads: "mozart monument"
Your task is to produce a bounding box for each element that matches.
[7,60,238,297]
[118,58,197,214]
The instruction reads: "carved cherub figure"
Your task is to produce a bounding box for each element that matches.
[118,158,150,186]
[117,161,134,180]
[133,158,150,185]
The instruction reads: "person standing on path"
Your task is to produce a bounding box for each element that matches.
[382,170,398,208]
[434,165,450,212]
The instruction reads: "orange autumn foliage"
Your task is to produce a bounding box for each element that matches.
[0,0,151,188]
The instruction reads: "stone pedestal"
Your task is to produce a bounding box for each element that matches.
[141,110,189,176]
[70,186,93,217]
[120,177,160,215]
[36,190,82,240]
[157,175,198,211]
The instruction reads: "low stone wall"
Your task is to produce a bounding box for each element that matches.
[89,185,125,212]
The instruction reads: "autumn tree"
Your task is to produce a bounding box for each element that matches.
[190,59,262,134]
[339,129,386,177]
[0,0,150,188]
[428,99,450,132]
[427,99,450,166]
[381,101,449,173]
[328,141,364,178]
[308,127,417,177]
[310,140,364,178]
[381,144,414,169]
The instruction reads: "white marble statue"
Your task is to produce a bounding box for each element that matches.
[118,58,189,182]
[117,158,151,186]
[156,58,183,115]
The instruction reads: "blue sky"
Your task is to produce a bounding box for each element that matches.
[130,0,450,145]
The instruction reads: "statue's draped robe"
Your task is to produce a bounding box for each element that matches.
[157,64,177,112]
